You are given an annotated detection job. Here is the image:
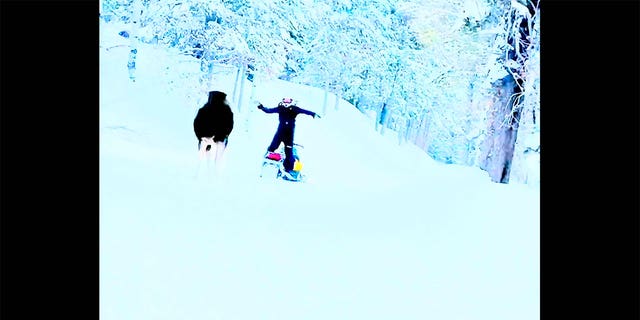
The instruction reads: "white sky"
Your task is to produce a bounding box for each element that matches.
[100,21,540,320]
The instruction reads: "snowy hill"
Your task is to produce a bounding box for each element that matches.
[100,20,539,320]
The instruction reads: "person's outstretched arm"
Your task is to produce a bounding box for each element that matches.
[257,103,280,114]
[293,106,320,118]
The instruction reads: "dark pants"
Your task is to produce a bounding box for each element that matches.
[268,125,295,171]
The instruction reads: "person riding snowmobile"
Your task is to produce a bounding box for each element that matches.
[257,97,320,180]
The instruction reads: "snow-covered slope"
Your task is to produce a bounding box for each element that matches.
[100,20,540,320]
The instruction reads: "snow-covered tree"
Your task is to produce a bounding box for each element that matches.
[100,0,540,186]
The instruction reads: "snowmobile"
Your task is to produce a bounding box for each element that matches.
[259,143,307,182]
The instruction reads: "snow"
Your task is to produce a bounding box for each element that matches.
[100,21,540,320]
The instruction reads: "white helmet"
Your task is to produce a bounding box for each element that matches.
[281,97,294,107]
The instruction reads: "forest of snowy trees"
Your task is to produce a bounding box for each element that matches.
[100,0,540,186]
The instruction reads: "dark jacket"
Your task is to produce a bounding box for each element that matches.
[193,91,234,141]
[258,103,316,127]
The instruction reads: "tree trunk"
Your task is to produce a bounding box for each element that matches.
[397,117,408,146]
[322,82,329,115]
[424,113,433,151]
[479,75,521,183]
[404,117,413,145]
[232,67,241,107]
[377,103,388,134]
[237,64,247,113]
[380,108,391,135]
[415,112,428,150]
[127,5,141,81]
[509,84,539,186]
